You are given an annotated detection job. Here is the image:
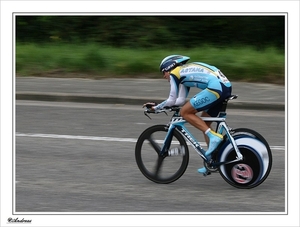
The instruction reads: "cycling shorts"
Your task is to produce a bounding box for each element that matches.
[190,83,232,117]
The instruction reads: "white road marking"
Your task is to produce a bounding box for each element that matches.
[16,132,138,143]
[16,132,285,150]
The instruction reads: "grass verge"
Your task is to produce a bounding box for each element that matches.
[16,43,285,84]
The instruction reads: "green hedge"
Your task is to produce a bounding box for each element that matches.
[16,16,285,50]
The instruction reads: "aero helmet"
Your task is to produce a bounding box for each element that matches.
[159,55,190,73]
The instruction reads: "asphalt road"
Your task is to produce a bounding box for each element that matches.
[15,101,285,214]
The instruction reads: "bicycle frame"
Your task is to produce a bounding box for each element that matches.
[160,114,243,164]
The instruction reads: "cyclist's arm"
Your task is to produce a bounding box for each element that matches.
[174,84,189,106]
[154,75,179,110]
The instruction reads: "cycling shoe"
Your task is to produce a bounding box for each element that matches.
[198,167,211,176]
[205,131,223,157]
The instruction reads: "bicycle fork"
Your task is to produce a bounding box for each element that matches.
[160,124,176,157]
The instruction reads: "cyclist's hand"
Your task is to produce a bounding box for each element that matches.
[142,102,157,109]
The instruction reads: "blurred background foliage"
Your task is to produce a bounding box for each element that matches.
[16,15,284,49]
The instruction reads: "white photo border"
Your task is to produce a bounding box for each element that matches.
[1,1,299,227]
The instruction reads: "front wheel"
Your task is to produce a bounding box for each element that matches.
[135,125,189,184]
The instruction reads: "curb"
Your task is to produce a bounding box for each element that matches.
[16,92,285,111]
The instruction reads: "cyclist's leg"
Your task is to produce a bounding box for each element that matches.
[200,111,213,146]
[203,84,232,152]
[180,88,219,130]
[198,86,232,174]
[180,88,225,175]
[181,89,223,156]
[200,97,226,145]
[180,102,209,132]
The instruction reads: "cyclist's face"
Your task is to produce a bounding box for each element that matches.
[163,71,171,81]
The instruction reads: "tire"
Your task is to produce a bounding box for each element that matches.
[135,125,189,184]
[218,136,271,189]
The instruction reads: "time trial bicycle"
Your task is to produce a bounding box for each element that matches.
[135,95,272,189]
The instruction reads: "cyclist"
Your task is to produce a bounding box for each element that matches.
[143,55,232,175]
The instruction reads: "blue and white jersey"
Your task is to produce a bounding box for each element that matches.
[154,62,231,110]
